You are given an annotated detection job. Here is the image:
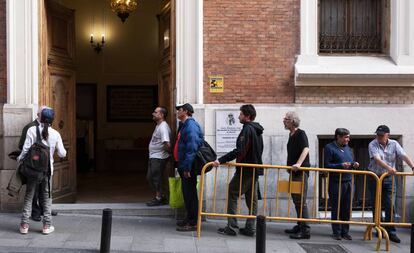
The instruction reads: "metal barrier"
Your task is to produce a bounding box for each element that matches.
[197,162,388,251]
[375,172,414,251]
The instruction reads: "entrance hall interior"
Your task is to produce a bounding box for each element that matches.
[55,0,174,203]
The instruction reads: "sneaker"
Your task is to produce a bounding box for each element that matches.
[331,234,341,240]
[217,226,237,236]
[239,228,255,237]
[389,234,401,243]
[146,197,167,207]
[176,224,197,232]
[42,225,55,235]
[341,234,352,240]
[19,223,29,234]
[289,230,311,240]
[284,225,300,234]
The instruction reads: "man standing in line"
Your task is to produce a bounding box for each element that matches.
[175,103,203,232]
[146,106,171,206]
[17,106,58,221]
[324,128,359,241]
[368,125,414,243]
[283,111,311,239]
[214,104,264,237]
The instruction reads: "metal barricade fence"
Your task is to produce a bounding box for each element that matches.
[197,162,389,251]
[376,172,414,251]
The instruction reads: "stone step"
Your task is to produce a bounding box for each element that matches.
[52,203,177,217]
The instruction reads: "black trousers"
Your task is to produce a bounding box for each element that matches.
[329,180,352,236]
[31,183,44,218]
[179,170,198,226]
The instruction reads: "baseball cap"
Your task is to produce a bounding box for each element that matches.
[176,103,194,113]
[375,125,390,135]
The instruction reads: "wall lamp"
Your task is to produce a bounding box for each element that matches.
[90,34,105,53]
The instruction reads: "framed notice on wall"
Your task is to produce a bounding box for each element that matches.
[107,85,158,122]
[216,110,242,153]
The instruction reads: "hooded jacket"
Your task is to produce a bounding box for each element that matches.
[219,121,264,176]
[177,117,204,173]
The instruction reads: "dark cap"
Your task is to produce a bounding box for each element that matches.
[176,103,194,113]
[375,125,390,135]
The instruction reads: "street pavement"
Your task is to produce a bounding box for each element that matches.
[0,212,411,253]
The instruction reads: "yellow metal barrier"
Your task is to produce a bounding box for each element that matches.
[197,162,388,251]
[376,172,414,251]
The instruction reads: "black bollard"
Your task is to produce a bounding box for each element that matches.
[100,208,112,253]
[411,224,414,253]
[256,215,266,253]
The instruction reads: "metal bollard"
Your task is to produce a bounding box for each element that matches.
[100,208,112,253]
[256,215,266,253]
[411,223,414,253]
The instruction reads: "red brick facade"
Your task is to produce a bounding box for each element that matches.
[203,0,299,104]
[0,0,6,103]
[296,86,414,104]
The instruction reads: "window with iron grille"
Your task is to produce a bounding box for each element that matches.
[319,0,388,54]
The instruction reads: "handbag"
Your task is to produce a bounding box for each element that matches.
[193,140,217,175]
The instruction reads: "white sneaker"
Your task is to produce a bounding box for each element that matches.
[42,225,55,235]
[19,223,29,234]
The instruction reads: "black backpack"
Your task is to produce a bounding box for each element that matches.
[193,140,217,175]
[20,127,51,183]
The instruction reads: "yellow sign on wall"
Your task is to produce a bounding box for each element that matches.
[209,76,224,93]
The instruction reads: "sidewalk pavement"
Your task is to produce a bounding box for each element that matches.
[0,212,411,253]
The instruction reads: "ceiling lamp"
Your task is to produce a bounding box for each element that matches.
[110,0,138,23]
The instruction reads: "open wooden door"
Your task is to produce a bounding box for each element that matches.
[39,0,76,202]
[158,1,176,132]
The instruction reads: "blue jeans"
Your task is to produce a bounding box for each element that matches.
[370,176,397,235]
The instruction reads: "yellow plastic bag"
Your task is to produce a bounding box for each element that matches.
[169,177,185,209]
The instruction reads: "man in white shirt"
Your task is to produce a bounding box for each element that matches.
[146,106,171,206]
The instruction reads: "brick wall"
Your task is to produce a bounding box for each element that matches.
[0,0,6,103]
[296,87,414,104]
[203,0,299,104]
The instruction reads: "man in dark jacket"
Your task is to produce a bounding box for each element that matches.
[175,103,203,232]
[213,104,264,237]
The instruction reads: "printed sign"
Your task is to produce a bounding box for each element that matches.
[216,111,242,153]
[209,76,224,93]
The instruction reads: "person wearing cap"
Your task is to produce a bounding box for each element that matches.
[174,103,203,232]
[368,125,414,243]
[15,106,58,221]
[17,107,67,235]
[324,128,359,241]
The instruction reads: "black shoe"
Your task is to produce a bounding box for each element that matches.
[217,226,237,236]
[289,230,310,240]
[341,234,352,240]
[331,234,341,240]
[285,225,300,234]
[146,197,167,207]
[176,219,188,227]
[31,216,41,222]
[51,210,58,216]
[239,228,255,237]
[176,224,197,232]
[389,234,401,243]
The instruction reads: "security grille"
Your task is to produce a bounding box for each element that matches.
[319,0,383,54]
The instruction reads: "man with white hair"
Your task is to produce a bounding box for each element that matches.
[283,111,311,239]
[17,106,57,221]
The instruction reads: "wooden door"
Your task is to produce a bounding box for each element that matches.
[157,1,176,132]
[39,0,76,202]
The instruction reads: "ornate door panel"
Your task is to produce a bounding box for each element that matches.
[40,0,76,202]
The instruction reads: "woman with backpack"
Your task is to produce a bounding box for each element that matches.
[17,107,67,235]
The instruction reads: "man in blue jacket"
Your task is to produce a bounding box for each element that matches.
[324,128,359,241]
[175,103,203,232]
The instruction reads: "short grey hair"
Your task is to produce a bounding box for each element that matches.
[285,111,300,127]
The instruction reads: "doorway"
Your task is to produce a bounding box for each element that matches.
[40,0,176,203]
